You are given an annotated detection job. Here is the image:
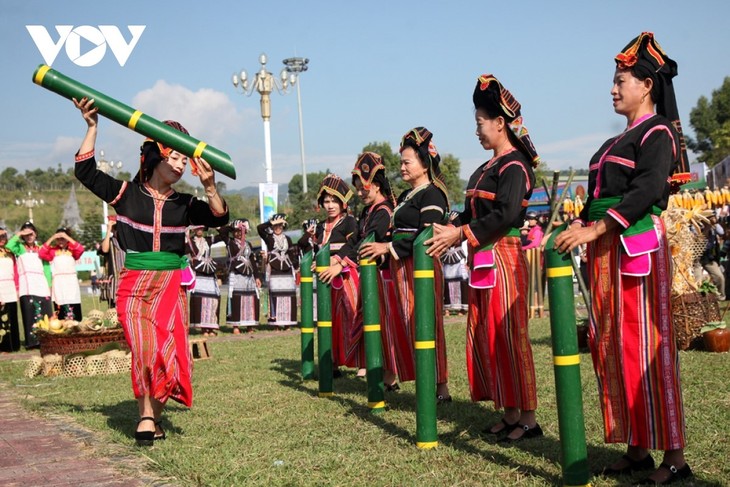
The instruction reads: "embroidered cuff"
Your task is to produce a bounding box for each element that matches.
[607,208,629,229]
[211,201,228,218]
[75,150,95,162]
[343,256,358,268]
[462,224,480,249]
[573,218,586,227]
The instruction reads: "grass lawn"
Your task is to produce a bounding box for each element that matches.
[0,294,728,486]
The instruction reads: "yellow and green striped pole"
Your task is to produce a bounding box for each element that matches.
[32,64,236,180]
[300,250,315,380]
[413,227,437,449]
[359,233,385,413]
[315,244,333,397]
[545,224,589,486]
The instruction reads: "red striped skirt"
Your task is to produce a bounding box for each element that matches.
[332,269,364,368]
[377,268,413,376]
[390,256,448,384]
[117,268,193,407]
[588,216,686,449]
[466,236,537,410]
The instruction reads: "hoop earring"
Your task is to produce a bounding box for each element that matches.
[641,92,648,103]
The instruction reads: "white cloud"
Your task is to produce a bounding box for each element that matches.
[132,80,248,145]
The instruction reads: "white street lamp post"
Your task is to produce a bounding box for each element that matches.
[15,191,44,223]
[282,57,309,193]
[232,53,297,184]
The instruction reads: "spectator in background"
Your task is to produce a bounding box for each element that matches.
[6,221,52,350]
[522,211,543,250]
[39,227,85,320]
[0,227,20,352]
[90,268,99,295]
[98,217,125,308]
[694,215,725,300]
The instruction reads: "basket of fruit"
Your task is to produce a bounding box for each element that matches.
[34,309,128,357]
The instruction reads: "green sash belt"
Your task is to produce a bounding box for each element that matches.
[124,251,189,271]
[476,226,521,251]
[392,232,415,241]
[587,196,661,237]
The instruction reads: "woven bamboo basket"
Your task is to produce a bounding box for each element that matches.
[38,329,127,357]
[671,291,720,350]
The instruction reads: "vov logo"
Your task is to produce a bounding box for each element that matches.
[26,25,146,67]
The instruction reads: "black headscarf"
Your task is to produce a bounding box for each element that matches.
[351,152,396,206]
[616,32,689,184]
[317,174,353,209]
[135,120,190,183]
[399,127,449,205]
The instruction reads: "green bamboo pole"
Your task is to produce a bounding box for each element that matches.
[359,233,385,413]
[544,224,590,486]
[32,64,236,180]
[300,250,315,380]
[413,227,437,449]
[315,244,333,397]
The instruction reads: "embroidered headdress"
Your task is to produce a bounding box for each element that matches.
[351,152,396,205]
[473,74,540,168]
[616,32,688,185]
[399,127,449,204]
[317,174,353,209]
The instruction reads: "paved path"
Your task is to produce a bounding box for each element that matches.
[0,390,155,486]
[0,330,303,486]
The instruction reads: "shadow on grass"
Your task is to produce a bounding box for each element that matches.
[33,399,188,441]
[271,357,569,484]
[271,357,720,486]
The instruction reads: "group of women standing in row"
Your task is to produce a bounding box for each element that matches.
[306,32,690,484]
[185,214,302,335]
[70,31,690,484]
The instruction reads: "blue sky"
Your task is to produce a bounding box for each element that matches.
[1,1,729,190]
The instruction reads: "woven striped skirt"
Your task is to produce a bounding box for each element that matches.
[466,236,537,410]
[117,268,193,407]
[390,256,448,384]
[588,216,686,449]
[228,273,259,327]
[190,275,221,330]
[332,269,363,368]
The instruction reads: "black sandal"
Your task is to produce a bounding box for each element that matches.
[482,418,518,435]
[135,417,156,446]
[385,383,400,392]
[601,453,655,476]
[635,462,692,485]
[497,423,544,444]
[154,419,166,441]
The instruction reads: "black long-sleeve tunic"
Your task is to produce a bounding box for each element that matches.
[455,149,535,249]
[75,151,229,255]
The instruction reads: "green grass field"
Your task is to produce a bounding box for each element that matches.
[0,293,728,486]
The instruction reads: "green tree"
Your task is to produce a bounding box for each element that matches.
[77,212,104,248]
[688,76,730,167]
[361,141,465,205]
[287,171,330,229]
[362,141,404,195]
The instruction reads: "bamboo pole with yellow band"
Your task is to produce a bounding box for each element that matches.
[315,244,334,396]
[545,223,589,486]
[359,233,386,413]
[300,251,315,380]
[413,227,437,449]
[31,64,236,179]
